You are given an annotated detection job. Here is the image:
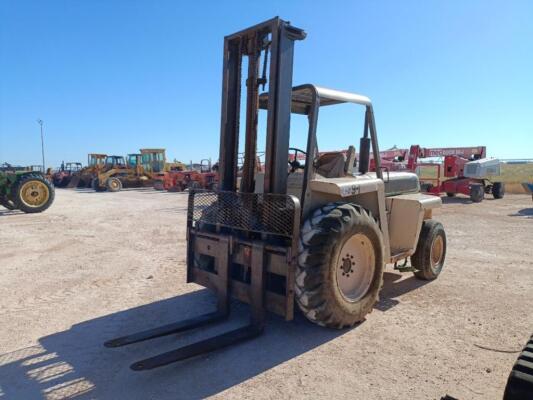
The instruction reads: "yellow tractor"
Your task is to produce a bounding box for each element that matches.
[91,149,166,192]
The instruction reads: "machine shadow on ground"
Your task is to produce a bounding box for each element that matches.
[72,187,161,194]
[152,206,189,214]
[0,273,430,400]
[509,207,533,218]
[0,290,344,400]
[374,271,429,311]
[70,187,188,196]
[441,196,497,205]
[0,209,23,216]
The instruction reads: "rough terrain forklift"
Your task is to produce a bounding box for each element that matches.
[106,17,447,371]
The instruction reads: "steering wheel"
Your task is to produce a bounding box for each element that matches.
[288,147,307,173]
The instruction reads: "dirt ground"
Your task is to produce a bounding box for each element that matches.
[0,189,532,400]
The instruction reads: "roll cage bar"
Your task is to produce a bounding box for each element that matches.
[258,84,384,188]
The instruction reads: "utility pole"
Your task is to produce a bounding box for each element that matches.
[37,119,45,171]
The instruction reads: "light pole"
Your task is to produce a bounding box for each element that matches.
[37,119,45,171]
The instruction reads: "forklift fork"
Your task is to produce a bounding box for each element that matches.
[104,240,267,371]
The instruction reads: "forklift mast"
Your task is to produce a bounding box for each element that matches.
[106,18,308,372]
[218,17,306,194]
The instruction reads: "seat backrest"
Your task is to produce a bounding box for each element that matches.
[344,145,356,175]
[314,152,346,178]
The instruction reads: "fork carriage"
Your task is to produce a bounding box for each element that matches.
[187,190,301,323]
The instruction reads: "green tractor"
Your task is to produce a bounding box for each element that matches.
[0,171,55,213]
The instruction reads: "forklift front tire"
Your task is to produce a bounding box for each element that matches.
[296,203,384,329]
[412,220,446,280]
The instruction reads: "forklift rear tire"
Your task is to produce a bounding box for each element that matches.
[492,182,505,199]
[412,220,446,280]
[296,203,384,329]
[470,185,484,203]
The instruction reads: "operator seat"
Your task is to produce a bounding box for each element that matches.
[314,152,346,178]
[314,145,356,179]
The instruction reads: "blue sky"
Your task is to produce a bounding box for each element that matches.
[1,0,532,168]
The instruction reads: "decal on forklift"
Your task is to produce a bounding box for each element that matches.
[341,184,360,197]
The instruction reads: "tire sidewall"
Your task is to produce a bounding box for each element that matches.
[412,220,447,280]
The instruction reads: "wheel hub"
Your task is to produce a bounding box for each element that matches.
[430,235,444,267]
[335,233,375,302]
[20,180,49,207]
[341,256,354,275]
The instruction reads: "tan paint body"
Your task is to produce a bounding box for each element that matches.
[256,170,441,264]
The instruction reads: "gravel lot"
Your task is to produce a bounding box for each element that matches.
[1,189,532,400]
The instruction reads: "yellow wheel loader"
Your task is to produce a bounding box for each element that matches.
[92,149,166,192]
[66,153,108,188]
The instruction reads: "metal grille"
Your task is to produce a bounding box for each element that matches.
[188,190,298,237]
